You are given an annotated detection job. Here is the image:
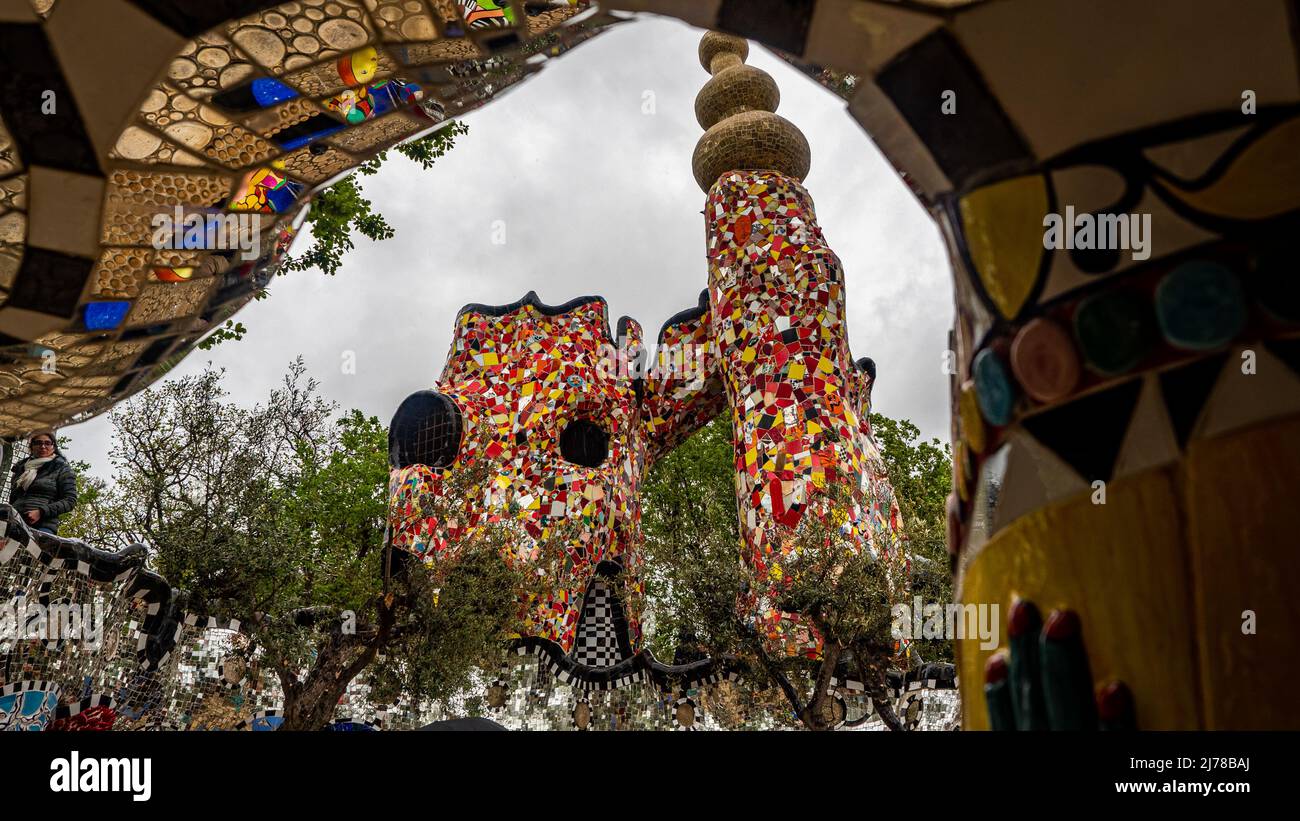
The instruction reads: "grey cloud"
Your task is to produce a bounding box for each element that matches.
[64,16,954,475]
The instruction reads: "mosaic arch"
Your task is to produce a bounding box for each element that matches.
[0,0,1295,730]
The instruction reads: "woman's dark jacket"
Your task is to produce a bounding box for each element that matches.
[8,454,78,533]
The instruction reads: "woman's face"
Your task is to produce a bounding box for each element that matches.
[29,436,54,456]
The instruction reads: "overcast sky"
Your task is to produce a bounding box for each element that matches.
[64,15,953,477]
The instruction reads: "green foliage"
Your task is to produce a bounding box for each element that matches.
[67,356,525,727]
[868,414,950,551]
[386,120,469,170]
[367,548,523,708]
[273,408,390,609]
[282,121,469,277]
[640,410,955,728]
[640,415,740,663]
[198,122,470,350]
[868,413,954,662]
[59,468,122,547]
[55,441,116,545]
[197,320,247,350]
[366,449,553,710]
[78,360,384,630]
[281,173,394,277]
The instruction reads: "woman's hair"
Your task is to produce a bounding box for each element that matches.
[26,429,59,455]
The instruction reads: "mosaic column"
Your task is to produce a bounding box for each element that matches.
[692,33,906,656]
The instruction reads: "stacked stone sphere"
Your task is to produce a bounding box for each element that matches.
[691,32,811,192]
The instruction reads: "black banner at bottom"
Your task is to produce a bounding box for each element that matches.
[0,730,1285,808]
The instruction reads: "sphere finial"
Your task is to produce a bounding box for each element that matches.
[691,31,810,192]
[698,31,749,73]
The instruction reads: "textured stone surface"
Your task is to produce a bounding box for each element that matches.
[692,109,810,191]
[691,30,809,191]
[698,30,747,71]
[694,63,779,129]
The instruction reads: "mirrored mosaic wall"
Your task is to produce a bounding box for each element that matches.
[0,0,619,438]
[0,505,954,731]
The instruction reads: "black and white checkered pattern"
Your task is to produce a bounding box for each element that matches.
[831,661,959,698]
[55,693,116,719]
[568,581,626,669]
[0,679,60,697]
[519,643,642,691]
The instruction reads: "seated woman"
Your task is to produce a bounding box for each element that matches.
[8,430,78,535]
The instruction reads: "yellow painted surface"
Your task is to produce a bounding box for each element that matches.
[1165,117,1300,220]
[958,383,987,454]
[958,413,1300,730]
[957,468,1201,730]
[1184,415,1300,729]
[958,174,1048,320]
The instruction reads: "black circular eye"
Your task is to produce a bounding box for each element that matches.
[389,390,462,469]
[559,419,608,468]
[856,357,876,382]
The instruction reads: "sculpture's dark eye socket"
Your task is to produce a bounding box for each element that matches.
[560,419,608,468]
[389,390,462,469]
[856,357,876,382]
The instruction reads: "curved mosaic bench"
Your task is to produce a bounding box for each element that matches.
[0,505,280,729]
[1,505,184,666]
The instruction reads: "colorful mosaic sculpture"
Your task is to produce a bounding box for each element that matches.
[0,0,1294,731]
[703,169,906,656]
[388,292,732,671]
[389,294,656,650]
[695,34,906,656]
[386,31,909,683]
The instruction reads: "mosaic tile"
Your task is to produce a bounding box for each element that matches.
[704,170,907,656]
[389,294,649,651]
[227,0,379,76]
[167,32,261,100]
